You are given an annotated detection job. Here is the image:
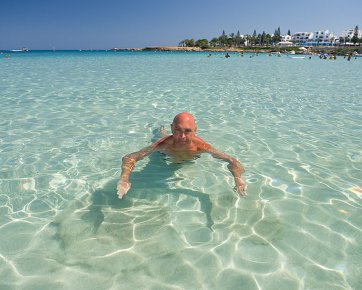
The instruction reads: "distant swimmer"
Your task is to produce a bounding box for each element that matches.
[225,53,230,58]
[117,112,247,198]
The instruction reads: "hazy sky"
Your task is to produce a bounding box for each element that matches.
[1,0,361,50]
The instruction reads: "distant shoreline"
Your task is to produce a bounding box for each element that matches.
[111,45,362,55]
[2,46,361,55]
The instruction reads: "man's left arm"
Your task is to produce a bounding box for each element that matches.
[207,147,247,196]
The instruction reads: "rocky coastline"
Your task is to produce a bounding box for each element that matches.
[112,46,258,52]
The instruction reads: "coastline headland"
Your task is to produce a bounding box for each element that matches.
[111,46,202,52]
[111,46,256,52]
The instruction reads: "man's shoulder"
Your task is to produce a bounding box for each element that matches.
[152,135,173,148]
[193,136,212,151]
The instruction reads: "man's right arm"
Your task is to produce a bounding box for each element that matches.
[117,145,154,198]
[117,136,170,199]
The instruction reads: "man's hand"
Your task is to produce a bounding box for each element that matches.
[234,177,247,197]
[117,180,131,199]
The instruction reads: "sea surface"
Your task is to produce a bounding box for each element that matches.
[1,50,361,290]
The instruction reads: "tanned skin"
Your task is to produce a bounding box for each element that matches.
[117,112,246,198]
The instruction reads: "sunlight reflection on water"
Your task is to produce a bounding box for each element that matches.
[1,51,361,289]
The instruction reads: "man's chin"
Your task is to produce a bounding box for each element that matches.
[177,141,189,146]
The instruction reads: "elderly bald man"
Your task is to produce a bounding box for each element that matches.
[117,112,247,198]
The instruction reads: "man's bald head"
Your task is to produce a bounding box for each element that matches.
[171,112,197,145]
[172,112,196,127]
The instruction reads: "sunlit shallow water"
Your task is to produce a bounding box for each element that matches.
[0,51,361,289]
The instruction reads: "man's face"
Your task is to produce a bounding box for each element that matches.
[171,119,196,146]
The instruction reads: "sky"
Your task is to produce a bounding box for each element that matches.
[1,0,361,50]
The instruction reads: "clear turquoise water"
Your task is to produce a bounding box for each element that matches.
[1,51,361,290]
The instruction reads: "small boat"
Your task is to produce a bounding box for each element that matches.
[10,47,29,52]
[287,51,305,59]
[288,56,306,59]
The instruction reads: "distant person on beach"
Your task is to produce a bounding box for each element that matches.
[117,112,247,199]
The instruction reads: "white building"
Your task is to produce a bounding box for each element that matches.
[340,28,362,40]
[277,34,293,46]
[280,34,292,42]
[292,32,313,44]
[311,30,336,45]
[240,34,248,46]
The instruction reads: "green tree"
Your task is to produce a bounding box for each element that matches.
[265,33,272,45]
[219,30,228,47]
[235,30,244,47]
[209,37,219,47]
[256,33,261,45]
[351,25,359,45]
[272,27,281,43]
[195,39,209,49]
[229,33,235,46]
[272,30,277,44]
[251,30,257,46]
[183,39,195,47]
[261,31,267,45]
